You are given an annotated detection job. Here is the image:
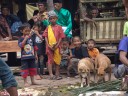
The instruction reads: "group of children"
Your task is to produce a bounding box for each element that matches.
[18,10,100,87]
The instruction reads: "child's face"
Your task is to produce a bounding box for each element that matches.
[49,16,57,25]
[33,26,41,32]
[87,41,95,49]
[22,27,31,35]
[73,37,81,48]
[62,41,69,50]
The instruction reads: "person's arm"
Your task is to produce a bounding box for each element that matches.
[82,46,89,58]
[45,37,53,50]
[54,38,62,50]
[33,30,44,41]
[18,36,29,48]
[54,26,65,50]
[64,11,72,36]
[21,36,29,46]
[4,18,12,40]
[69,49,73,59]
[120,51,128,66]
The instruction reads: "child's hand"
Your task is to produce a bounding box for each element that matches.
[48,44,54,51]
[25,35,29,40]
[33,30,39,35]
[53,44,58,50]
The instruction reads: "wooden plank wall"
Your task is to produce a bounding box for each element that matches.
[81,19,125,42]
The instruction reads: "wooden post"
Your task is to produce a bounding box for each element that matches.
[47,0,54,11]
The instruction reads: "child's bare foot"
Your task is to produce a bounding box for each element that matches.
[40,75,43,79]
[24,82,31,87]
[36,75,42,80]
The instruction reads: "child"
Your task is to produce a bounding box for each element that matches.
[67,36,89,77]
[60,38,72,69]
[32,21,46,80]
[87,39,99,61]
[18,23,38,87]
[43,10,65,80]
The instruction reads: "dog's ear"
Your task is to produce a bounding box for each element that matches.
[78,68,82,73]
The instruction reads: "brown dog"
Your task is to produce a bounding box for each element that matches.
[78,58,95,87]
[95,54,111,83]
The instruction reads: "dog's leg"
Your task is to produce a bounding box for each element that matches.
[120,77,125,90]
[87,72,90,87]
[95,70,98,84]
[103,74,105,83]
[80,75,84,87]
[93,69,97,84]
[108,66,112,81]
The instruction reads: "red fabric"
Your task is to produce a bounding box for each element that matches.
[21,69,29,78]
[29,68,37,76]
[34,46,38,51]
[21,42,25,48]
[43,25,65,64]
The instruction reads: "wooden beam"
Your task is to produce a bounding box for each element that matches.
[80,0,119,3]
[0,41,21,53]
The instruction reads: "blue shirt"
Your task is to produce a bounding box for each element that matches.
[18,36,36,60]
[118,36,128,53]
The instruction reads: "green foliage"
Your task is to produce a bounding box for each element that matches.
[72,80,121,96]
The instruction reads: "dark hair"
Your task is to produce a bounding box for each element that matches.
[37,1,47,8]
[33,10,39,16]
[62,38,69,43]
[33,21,42,28]
[87,39,96,45]
[1,3,9,11]
[91,6,99,13]
[20,23,31,31]
[72,36,81,42]
[33,21,47,31]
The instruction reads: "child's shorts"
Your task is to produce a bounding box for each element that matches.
[21,59,37,78]
[60,59,68,67]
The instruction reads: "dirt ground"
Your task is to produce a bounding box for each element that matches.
[16,73,117,89]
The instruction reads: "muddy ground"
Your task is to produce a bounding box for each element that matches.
[15,73,117,96]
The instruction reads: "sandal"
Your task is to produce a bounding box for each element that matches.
[56,76,62,80]
[49,76,56,80]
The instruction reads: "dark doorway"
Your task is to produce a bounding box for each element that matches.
[62,0,80,36]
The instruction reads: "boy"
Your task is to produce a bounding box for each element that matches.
[60,38,72,69]
[43,10,65,80]
[32,21,46,80]
[87,39,99,61]
[18,23,38,87]
[67,36,89,77]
